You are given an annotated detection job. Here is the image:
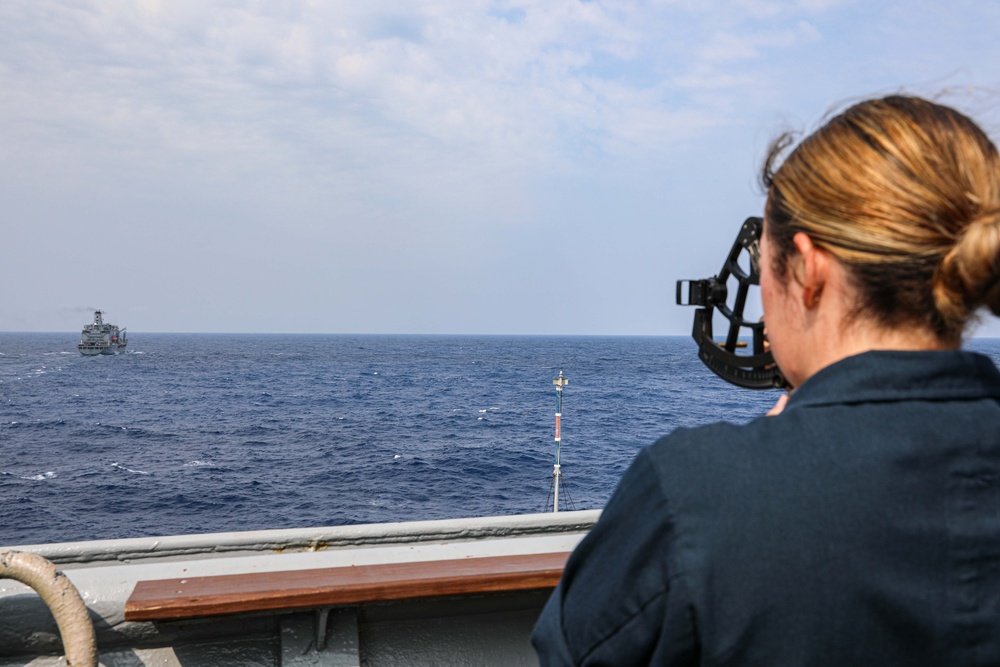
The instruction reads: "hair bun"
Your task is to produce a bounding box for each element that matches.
[934,209,1000,328]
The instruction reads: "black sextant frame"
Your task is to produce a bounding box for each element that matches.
[676,216,787,390]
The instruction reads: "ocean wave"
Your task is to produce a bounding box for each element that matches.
[1,470,57,481]
[112,462,150,475]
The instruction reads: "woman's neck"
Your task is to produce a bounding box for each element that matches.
[794,315,956,387]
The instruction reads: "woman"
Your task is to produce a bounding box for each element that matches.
[532,95,1000,665]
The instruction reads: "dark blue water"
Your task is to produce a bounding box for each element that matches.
[2,334,998,546]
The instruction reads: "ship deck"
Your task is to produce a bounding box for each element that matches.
[0,510,597,666]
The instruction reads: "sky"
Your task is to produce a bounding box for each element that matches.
[2,0,1000,336]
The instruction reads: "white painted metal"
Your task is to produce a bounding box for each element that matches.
[281,609,360,666]
[0,511,598,666]
[553,464,561,513]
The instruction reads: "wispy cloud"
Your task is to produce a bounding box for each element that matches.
[0,0,843,189]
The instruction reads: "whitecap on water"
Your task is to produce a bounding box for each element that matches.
[112,462,149,475]
[0,470,55,481]
[184,460,214,467]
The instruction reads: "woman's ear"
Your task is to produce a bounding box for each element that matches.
[792,232,829,309]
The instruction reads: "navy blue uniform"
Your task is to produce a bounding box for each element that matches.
[533,350,1000,666]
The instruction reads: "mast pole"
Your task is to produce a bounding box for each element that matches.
[552,370,568,513]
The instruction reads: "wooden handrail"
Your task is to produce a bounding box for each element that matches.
[125,551,569,622]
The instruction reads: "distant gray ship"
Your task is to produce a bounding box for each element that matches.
[77,310,127,356]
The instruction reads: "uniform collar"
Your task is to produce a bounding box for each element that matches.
[785,350,1000,410]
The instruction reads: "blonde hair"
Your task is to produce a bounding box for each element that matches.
[762,95,1000,344]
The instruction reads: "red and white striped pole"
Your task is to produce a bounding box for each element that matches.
[552,370,569,513]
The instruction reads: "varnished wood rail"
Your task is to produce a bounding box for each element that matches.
[125,551,570,622]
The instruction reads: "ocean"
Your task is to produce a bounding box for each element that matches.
[2,333,999,546]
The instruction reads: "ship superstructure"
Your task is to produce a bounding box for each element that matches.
[77,310,127,356]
